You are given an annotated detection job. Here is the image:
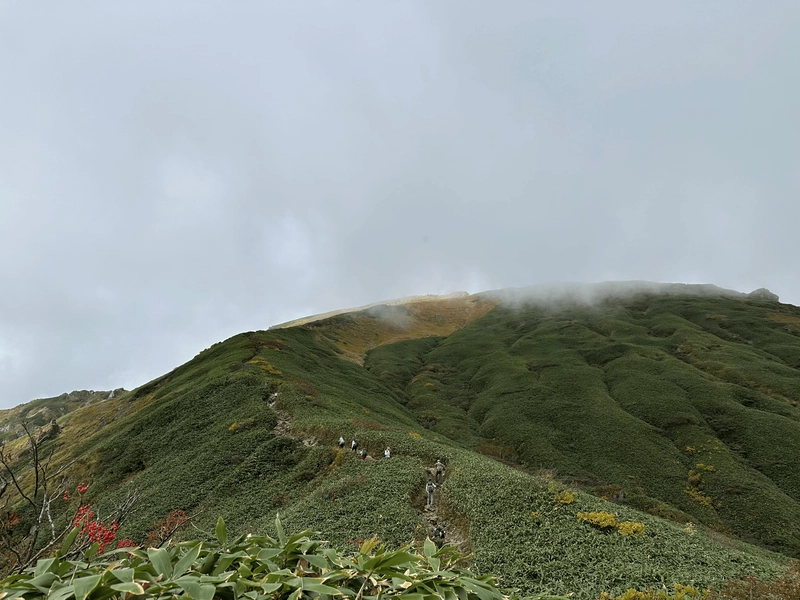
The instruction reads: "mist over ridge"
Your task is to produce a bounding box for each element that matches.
[274,281,781,332]
[481,280,780,307]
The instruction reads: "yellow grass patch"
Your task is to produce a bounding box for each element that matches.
[303,295,499,363]
[768,311,800,332]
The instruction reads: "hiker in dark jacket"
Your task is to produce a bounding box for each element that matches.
[433,524,446,546]
[435,459,444,483]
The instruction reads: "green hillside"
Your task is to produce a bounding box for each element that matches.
[365,290,800,558]
[0,389,124,443]
[3,284,799,598]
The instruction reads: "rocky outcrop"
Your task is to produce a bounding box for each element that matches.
[748,288,779,302]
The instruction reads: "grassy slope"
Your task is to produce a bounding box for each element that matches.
[6,291,800,598]
[364,294,800,559]
[0,390,121,443]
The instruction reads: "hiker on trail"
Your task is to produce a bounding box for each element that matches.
[425,479,437,507]
[351,438,358,452]
[338,436,345,448]
[435,459,444,483]
[432,524,446,546]
[360,448,367,460]
[384,446,391,459]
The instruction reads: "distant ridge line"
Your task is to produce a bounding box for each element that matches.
[270,291,471,330]
[271,281,779,331]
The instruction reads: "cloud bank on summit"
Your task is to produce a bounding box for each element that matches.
[1,2,798,409]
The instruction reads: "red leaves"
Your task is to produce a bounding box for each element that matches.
[66,484,118,554]
[1,512,20,531]
[72,503,119,553]
[146,509,187,547]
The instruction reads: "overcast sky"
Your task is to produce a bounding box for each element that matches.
[1,2,798,409]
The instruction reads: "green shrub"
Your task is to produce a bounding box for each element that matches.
[0,516,556,600]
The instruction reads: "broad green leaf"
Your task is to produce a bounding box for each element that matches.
[359,537,379,556]
[374,551,419,571]
[458,578,497,600]
[74,574,102,600]
[423,538,436,559]
[428,556,441,572]
[59,526,80,556]
[261,582,283,593]
[391,576,414,588]
[301,553,329,570]
[238,567,254,582]
[199,583,216,600]
[111,567,135,583]
[110,581,146,594]
[275,513,287,545]
[212,554,237,576]
[84,542,100,560]
[147,547,173,579]
[176,577,203,598]
[235,578,249,595]
[257,547,282,562]
[199,551,218,574]
[173,542,202,579]
[216,516,228,546]
[299,579,341,595]
[33,558,56,578]
[26,572,58,593]
[47,584,76,600]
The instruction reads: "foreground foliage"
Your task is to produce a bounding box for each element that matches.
[0,516,558,600]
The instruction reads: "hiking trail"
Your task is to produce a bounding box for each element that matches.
[267,392,318,446]
[267,390,469,550]
[420,465,469,552]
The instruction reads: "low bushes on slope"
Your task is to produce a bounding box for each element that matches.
[0,516,534,600]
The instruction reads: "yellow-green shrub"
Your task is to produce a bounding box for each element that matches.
[617,521,646,537]
[228,417,257,433]
[577,511,617,529]
[599,583,708,599]
[554,490,576,504]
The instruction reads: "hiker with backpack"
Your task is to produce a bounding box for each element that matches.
[435,459,444,483]
[425,479,437,507]
[351,438,358,452]
[338,436,345,449]
[432,524,446,546]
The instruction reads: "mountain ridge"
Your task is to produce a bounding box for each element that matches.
[1,281,797,598]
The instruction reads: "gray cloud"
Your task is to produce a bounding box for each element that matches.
[1,2,798,408]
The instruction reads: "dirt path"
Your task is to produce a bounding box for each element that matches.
[420,466,468,551]
[267,391,468,549]
[267,393,318,446]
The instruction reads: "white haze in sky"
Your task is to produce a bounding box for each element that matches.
[1,2,798,409]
